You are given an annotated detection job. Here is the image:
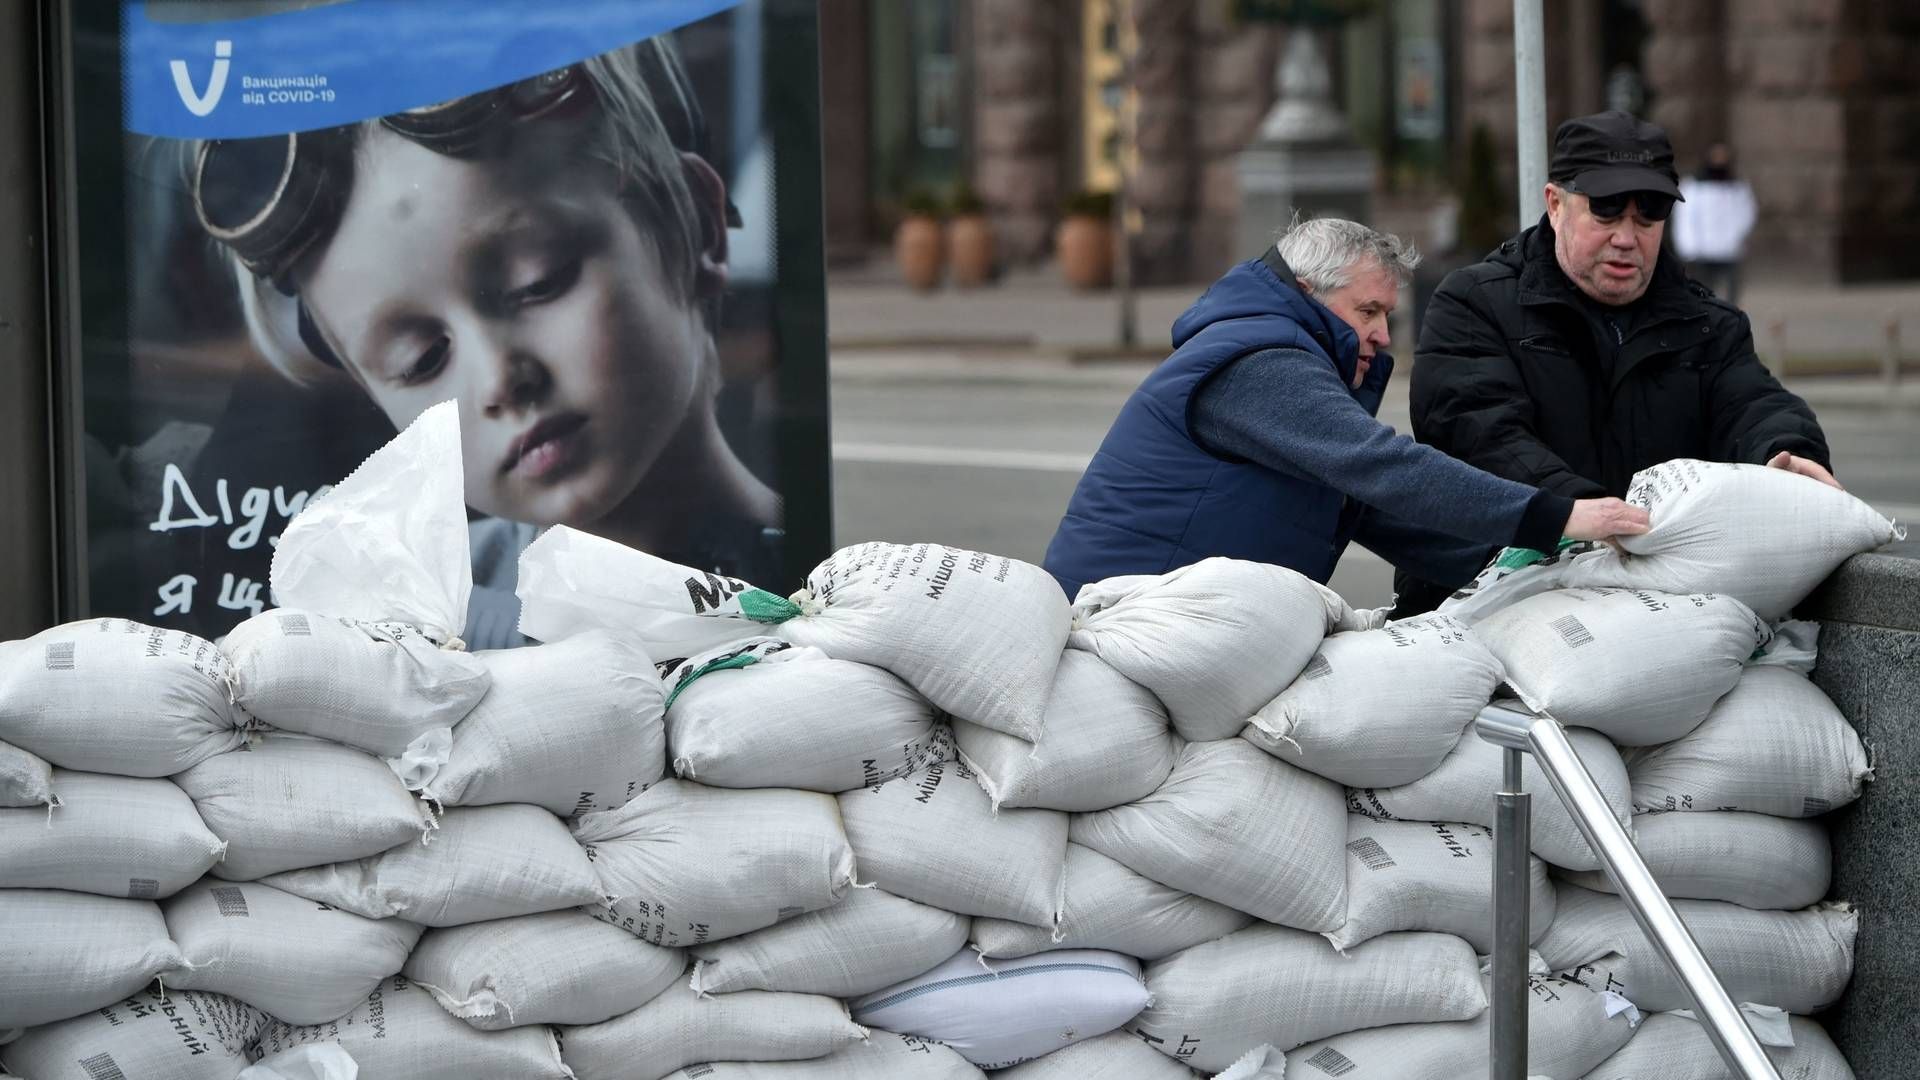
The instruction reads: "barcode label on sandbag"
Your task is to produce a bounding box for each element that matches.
[1302,654,1333,681]
[1303,1046,1358,1076]
[1804,797,1831,815]
[45,641,76,670]
[127,878,160,899]
[210,885,249,917]
[1549,615,1595,648]
[80,1053,129,1080]
[277,613,312,636]
[1346,837,1396,871]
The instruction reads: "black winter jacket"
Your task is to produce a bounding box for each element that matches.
[1393,216,1830,611]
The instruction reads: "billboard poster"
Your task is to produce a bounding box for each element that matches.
[52,0,831,648]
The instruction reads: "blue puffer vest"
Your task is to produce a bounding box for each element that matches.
[1042,249,1389,599]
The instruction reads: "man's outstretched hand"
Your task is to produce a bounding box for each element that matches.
[1564,497,1652,542]
[1767,451,1844,490]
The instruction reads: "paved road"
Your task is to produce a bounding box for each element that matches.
[830,350,1920,610]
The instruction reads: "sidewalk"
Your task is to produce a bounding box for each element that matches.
[827,262,1920,389]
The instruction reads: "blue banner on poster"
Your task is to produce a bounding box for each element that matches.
[124,0,739,137]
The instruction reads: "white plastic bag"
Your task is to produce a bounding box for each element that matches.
[1348,725,1632,871]
[559,983,867,1080]
[575,780,855,946]
[0,740,53,808]
[404,909,682,1029]
[667,651,944,793]
[1473,588,1766,745]
[1541,885,1858,1013]
[1130,926,1486,1072]
[690,886,969,998]
[419,629,667,817]
[0,770,224,899]
[839,757,1067,926]
[236,1045,360,1080]
[1071,738,1347,932]
[0,987,265,1080]
[176,734,427,882]
[850,947,1150,1069]
[164,878,423,1026]
[971,842,1253,962]
[1625,665,1869,818]
[261,803,602,927]
[229,402,489,761]
[1561,810,1830,910]
[1244,613,1504,787]
[0,619,244,776]
[0,889,182,1029]
[955,649,1177,812]
[1330,815,1555,953]
[250,976,572,1079]
[1068,558,1350,742]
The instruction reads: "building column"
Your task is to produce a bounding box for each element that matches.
[971,0,1064,264]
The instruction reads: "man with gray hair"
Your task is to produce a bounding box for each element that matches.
[1042,217,1649,601]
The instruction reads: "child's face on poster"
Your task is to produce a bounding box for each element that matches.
[299,125,723,533]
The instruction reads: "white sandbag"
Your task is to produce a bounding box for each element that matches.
[955,649,1177,812]
[851,947,1151,1069]
[1285,973,1636,1080]
[1244,612,1504,787]
[1582,1012,1856,1079]
[250,976,571,1079]
[839,758,1066,926]
[1439,540,1600,625]
[236,404,486,762]
[1130,925,1487,1073]
[404,908,682,1030]
[1330,815,1555,953]
[0,619,244,776]
[667,650,944,793]
[1557,459,1901,620]
[775,542,1071,741]
[991,1029,1195,1079]
[1071,739,1347,932]
[971,842,1253,962]
[0,988,265,1080]
[575,780,854,946]
[1541,885,1858,1013]
[1472,588,1766,745]
[1625,665,1869,818]
[0,889,182,1028]
[0,771,222,900]
[165,878,422,1025]
[1561,811,1830,910]
[235,1044,359,1080]
[416,630,667,817]
[222,610,490,759]
[0,740,52,808]
[559,983,867,1080]
[690,887,969,998]
[261,803,601,927]
[175,734,426,881]
[1067,558,1349,741]
[1348,725,1631,871]
[660,1029,985,1079]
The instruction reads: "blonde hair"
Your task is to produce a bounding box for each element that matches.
[224,36,711,383]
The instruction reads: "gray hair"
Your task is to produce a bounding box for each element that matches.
[1275,216,1421,293]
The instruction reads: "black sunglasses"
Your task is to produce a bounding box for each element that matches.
[1582,190,1676,223]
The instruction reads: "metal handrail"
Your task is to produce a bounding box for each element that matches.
[1476,701,1784,1080]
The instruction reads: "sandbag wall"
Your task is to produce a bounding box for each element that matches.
[0,457,1898,1080]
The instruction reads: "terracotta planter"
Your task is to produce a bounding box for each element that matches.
[946,214,996,288]
[894,215,945,291]
[1055,214,1114,289]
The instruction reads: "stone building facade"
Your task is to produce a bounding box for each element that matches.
[820,0,1920,285]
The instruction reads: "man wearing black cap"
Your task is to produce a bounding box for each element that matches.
[1392,110,1835,614]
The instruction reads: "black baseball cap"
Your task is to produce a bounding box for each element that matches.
[1548,110,1683,200]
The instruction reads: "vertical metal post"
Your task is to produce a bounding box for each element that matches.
[1491,746,1533,1080]
[1512,0,1548,227]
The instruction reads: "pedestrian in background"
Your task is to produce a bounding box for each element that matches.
[1673,141,1758,304]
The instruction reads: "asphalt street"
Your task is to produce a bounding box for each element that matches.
[829,351,1920,610]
